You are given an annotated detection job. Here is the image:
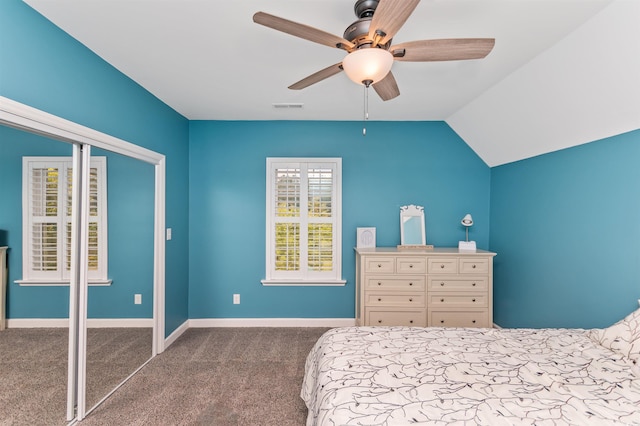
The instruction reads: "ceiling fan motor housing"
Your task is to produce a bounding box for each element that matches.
[354,0,378,18]
[346,0,391,49]
[344,17,371,45]
[344,17,391,49]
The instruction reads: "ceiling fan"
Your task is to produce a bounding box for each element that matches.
[253,0,495,101]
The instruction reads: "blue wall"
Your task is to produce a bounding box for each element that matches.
[189,121,491,318]
[1,0,190,335]
[90,148,156,319]
[490,129,640,328]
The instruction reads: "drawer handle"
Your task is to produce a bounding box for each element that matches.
[378,282,382,286]
[472,298,476,302]
[377,264,382,268]
[409,264,413,268]
[440,320,445,324]
[440,282,445,286]
[378,320,382,324]
[377,298,382,302]
[409,282,413,286]
[440,264,445,269]
[472,282,476,286]
[409,298,413,302]
[472,320,477,324]
[440,298,445,302]
[409,320,414,324]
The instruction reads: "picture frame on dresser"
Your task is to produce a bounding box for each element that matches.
[356,227,376,248]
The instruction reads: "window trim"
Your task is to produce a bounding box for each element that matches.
[20,156,109,285]
[262,157,345,286]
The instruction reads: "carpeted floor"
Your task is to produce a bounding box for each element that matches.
[0,328,68,426]
[85,328,154,411]
[0,328,152,426]
[78,327,330,426]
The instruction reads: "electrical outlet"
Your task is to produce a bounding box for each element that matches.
[637,298,640,308]
[166,228,172,241]
[134,294,142,305]
[233,294,240,305]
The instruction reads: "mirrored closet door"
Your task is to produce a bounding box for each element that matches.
[0,124,75,425]
[0,96,166,423]
[84,147,155,413]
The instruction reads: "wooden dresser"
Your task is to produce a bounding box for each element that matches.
[355,247,496,328]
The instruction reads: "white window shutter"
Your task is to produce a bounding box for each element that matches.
[22,157,108,283]
[264,158,343,285]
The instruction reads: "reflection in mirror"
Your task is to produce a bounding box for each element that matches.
[400,205,426,246]
[0,124,72,424]
[2,95,165,423]
[84,148,154,413]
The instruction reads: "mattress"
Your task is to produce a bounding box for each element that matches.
[301,326,640,425]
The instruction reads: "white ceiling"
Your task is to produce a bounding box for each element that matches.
[23,0,640,166]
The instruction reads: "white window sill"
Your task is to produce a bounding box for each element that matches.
[15,279,112,287]
[261,279,346,286]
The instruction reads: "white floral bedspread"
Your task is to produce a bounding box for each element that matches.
[301,327,640,425]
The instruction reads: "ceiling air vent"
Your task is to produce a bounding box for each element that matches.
[272,103,304,109]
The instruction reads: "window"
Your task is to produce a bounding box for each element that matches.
[263,158,345,285]
[20,157,109,285]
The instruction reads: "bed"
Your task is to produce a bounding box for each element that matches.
[302,308,640,425]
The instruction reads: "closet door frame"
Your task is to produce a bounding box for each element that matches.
[0,96,166,421]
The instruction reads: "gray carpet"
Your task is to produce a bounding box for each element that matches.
[0,328,68,426]
[85,328,154,411]
[78,327,330,426]
[0,327,152,426]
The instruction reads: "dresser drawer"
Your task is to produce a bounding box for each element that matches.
[396,257,426,274]
[459,258,489,274]
[429,310,489,328]
[364,257,395,273]
[428,277,488,291]
[367,309,427,327]
[427,258,458,274]
[428,293,487,308]
[366,293,425,307]
[366,277,425,291]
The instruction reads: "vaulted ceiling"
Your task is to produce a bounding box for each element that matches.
[23,0,640,166]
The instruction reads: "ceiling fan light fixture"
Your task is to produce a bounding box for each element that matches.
[342,47,393,86]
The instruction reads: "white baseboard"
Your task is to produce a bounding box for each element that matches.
[188,318,357,328]
[164,320,189,349]
[87,318,153,328]
[7,318,69,328]
[6,318,153,328]
[7,317,355,334]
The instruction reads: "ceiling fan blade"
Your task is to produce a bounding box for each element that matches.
[372,72,400,101]
[289,63,344,90]
[391,38,495,62]
[253,12,354,51]
[369,0,420,46]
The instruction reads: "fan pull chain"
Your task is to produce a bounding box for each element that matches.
[363,84,369,136]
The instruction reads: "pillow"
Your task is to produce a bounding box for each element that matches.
[588,307,640,367]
